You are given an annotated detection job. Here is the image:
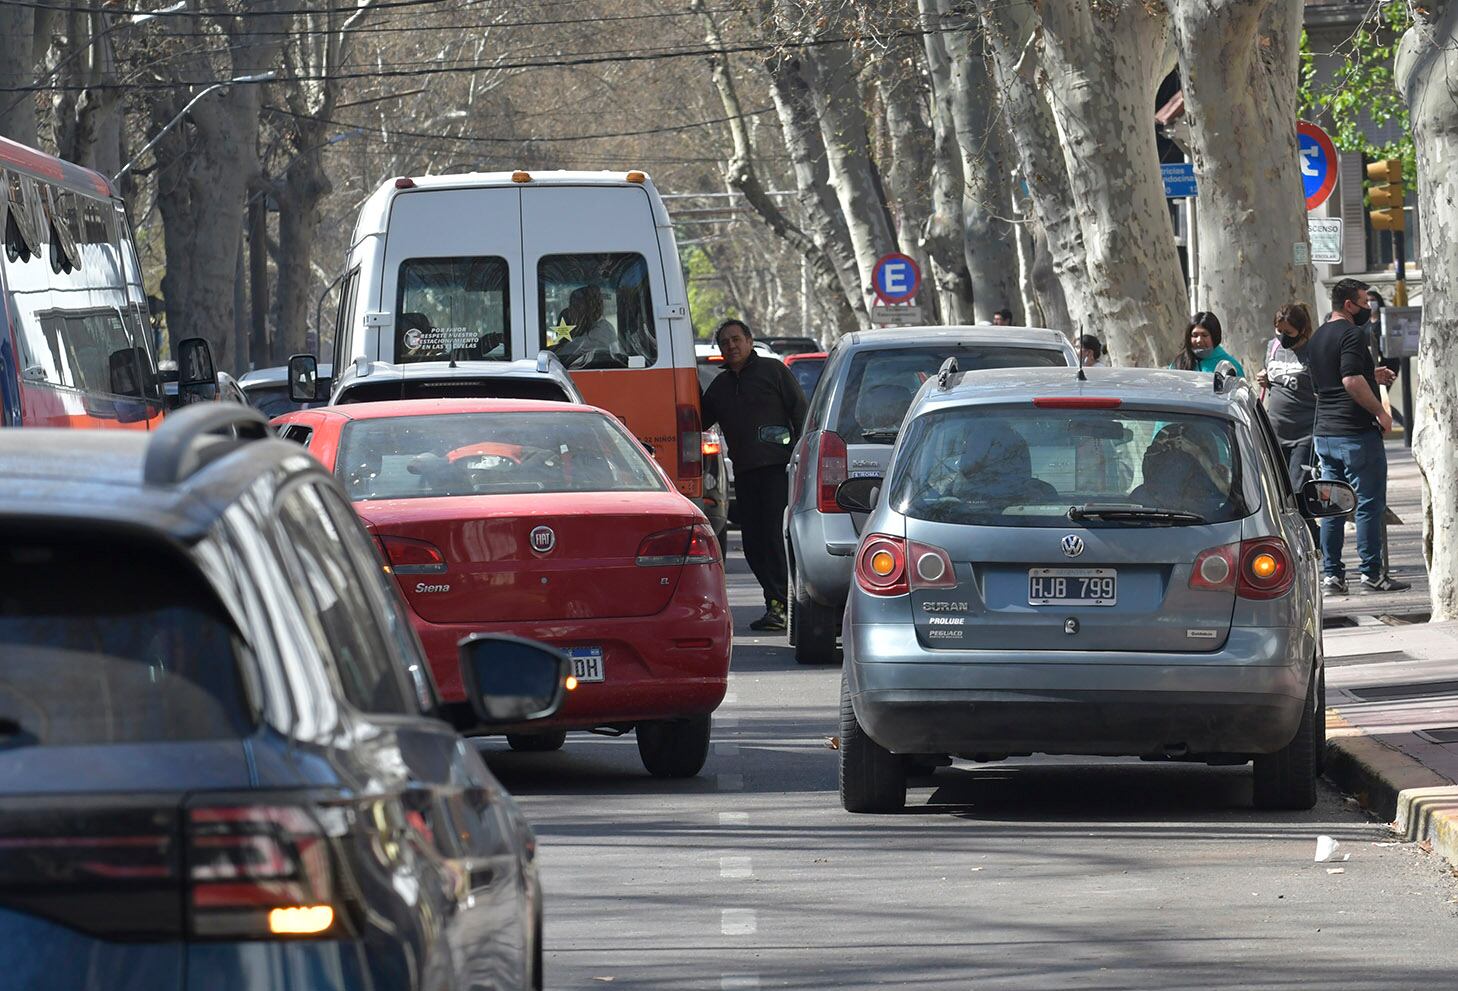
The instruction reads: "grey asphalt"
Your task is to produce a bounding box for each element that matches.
[479,538,1458,990]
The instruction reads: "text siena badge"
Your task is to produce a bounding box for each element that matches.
[530,525,556,554]
[1060,534,1085,558]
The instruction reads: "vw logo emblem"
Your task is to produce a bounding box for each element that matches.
[530,525,556,554]
[1060,534,1085,558]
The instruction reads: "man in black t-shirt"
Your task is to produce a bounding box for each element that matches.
[1306,279,1407,594]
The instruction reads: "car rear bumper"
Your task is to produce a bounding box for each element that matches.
[845,622,1311,757]
[414,567,732,730]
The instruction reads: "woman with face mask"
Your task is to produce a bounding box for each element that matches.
[1169,311,1245,376]
[1256,303,1318,493]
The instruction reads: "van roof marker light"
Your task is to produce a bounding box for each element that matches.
[394,177,415,189]
[626,170,647,183]
[511,170,533,183]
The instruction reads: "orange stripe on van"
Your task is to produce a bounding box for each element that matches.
[570,366,703,499]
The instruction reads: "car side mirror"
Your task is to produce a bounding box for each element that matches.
[758,424,792,446]
[175,337,215,387]
[458,634,569,725]
[836,475,882,514]
[288,353,320,403]
[1299,478,1356,519]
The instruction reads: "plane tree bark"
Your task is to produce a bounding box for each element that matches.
[0,6,40,147]
[1396,2,1458,618]
[916,3,975,323]
[1166,0,1308,371]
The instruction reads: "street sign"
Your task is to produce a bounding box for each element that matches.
[1297,120,1339,211]
[872,253,921,304]
[1161,162,1197,198]
[870,304,923,326]
[1380,306,1422,359]
[1309,217,1343,264]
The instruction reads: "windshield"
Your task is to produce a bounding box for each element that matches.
[0,535,252,745]
[835,346,1068,443]
[890,406,1247,527]
[337,410,666,500]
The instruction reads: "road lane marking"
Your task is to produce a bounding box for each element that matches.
[714,742,740,757]
[720,856,753,879]
[721,977,760,990]
[717,773,744,791]
[716,714,739,729]
[721,909,756,935]
[719,812,749,826]
[722,692,738,705]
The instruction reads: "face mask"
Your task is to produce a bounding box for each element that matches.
[1351,306,1371,326]
[1279,333,1302,349]
[1191,347,1213,360]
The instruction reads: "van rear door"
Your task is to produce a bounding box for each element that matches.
[520,183,701,497]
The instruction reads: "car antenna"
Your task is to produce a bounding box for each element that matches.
[1076,366,1087,382]
[936,355,959,390]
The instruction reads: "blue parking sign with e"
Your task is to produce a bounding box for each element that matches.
[872,253,920,304]
[1296,121,1338,210]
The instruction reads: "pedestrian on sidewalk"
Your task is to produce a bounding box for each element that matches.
[1169,311,1245,376]
[1256,303,1318,493]
[1077,335,1107,368]
[991,308,1014,327]
[700,318,808,631]
[1307,278,1407,595]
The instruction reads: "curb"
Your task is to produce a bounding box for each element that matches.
[1324,712,1458,867]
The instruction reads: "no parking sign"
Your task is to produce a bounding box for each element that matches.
[872,253,921,304]
[1297,121,1339,211]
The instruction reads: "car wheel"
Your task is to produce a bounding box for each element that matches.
[793,572,841,666]
[1252,667,1319,811]
[839,670,905,813]
[1316,665,1327,776]
[507,731,567,753]
[637,715,712,778]
[531,900,544,991]
[715,524,729,554]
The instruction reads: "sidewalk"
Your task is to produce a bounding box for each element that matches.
[1321,440,1429,624]
[1323,620,1458,869]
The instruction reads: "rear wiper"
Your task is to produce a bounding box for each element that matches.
[1068,504,1206,525]
[0,717,36,749]
[861,428,899,443]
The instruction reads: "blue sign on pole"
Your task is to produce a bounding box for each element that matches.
[1162,162,1197,198]
[1297,121,1338,210]
[872,253,921,304]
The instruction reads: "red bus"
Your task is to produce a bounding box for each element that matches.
[0,136,163,429]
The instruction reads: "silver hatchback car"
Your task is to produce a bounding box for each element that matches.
[786,327,1078,664]
[835,365,1355,813]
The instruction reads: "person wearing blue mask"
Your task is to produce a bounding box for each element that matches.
[1170,311,1244,376]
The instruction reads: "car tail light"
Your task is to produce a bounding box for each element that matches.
[677,404,702,480]
[909,541,956,589]
[1189,539,1293,599]
[636,524,720,567]
[702,435,721,457]
[855,534,908,596]
[1032,397,1122,408]
[186,804,346,940]
[816,430,848,514]
[1238,538,1293,599]
[379,535,446,574]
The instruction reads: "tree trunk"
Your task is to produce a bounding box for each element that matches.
[978,0,1186,365]
[1397,4,1458,618]
[916,2,975,324]
[0,6,38,146]
[763,50,865,333]
[936,0,1022,323]
[248,195,270,367]
[273,140,330,359]
[1167,0,1308,372]
[877,69,939,321]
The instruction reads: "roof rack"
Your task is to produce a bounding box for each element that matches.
[144,403,272,487]
[936,356,959,390]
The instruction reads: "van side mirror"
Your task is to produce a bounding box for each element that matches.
[458,634,569,725]
[175,337,215,388]
[1299,478,1356,519]
[836,476,882,514]
[288,353,320,403]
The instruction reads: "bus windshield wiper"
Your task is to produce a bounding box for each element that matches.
[861,428,899,443]
[1067,504,1206,525]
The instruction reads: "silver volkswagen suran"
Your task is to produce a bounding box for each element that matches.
[835,364,1355,813]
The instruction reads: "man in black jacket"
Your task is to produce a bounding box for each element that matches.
[701,319,809,631]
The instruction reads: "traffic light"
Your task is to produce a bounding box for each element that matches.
[1367,158,1405,232]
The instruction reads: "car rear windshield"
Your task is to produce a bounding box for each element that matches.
[890,406,1247,527]
[396,256,511,363]
[338,410,666,500]
[834,346,1068,443]
[0,534,253,745]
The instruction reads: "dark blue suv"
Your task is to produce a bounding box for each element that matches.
[0,405,567,990]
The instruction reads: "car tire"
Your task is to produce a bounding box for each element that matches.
[637,715,712,778]
[793,572,841,666]
[1252,667,1319,811]
[715,524,729,554]
[839,671,905,813]
[1316,666,1327,776]
[507,731,567,753]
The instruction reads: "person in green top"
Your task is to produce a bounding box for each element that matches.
[1169,311,1245,376]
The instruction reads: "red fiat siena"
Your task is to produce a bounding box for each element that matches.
[275,398,732,777]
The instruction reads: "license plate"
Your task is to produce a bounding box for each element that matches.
[569,647,605,683]
[1028,568,1117,606]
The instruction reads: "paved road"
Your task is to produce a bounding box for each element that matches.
[480,539,1458,990]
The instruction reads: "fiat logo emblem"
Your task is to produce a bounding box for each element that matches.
[530,526,556,554]
[1061,534,1084,558]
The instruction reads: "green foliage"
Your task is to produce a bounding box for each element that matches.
[683,246,733,341]
[1298,4,1415,186]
